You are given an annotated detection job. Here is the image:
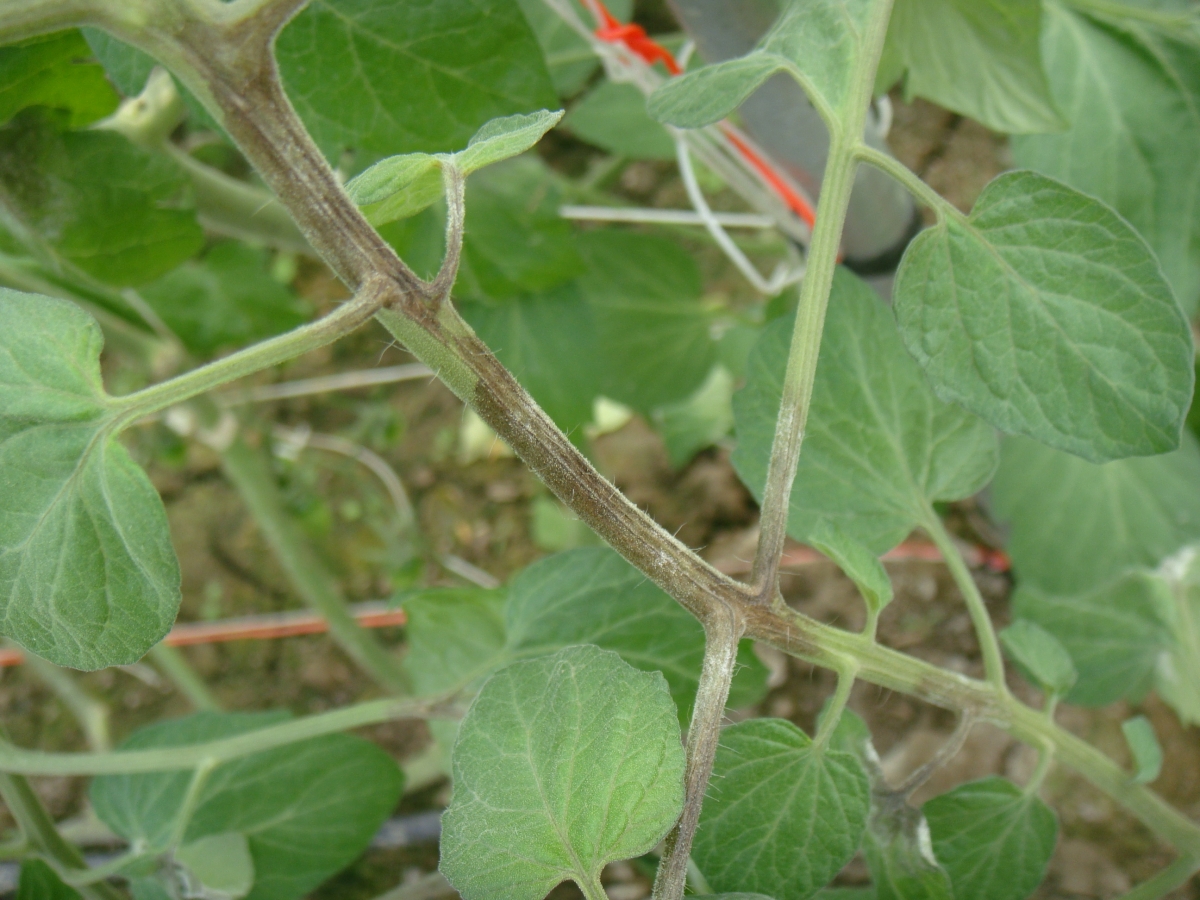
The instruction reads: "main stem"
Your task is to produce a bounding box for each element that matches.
[748,0,894,600]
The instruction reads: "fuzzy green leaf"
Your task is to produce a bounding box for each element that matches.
[0,30,118,127]
[878,0,1062,133]
[864,795,954,900]
[91,712,402,900]
[1013,572,1174,707]
[1013,4,1200,314]
[733,269,997,554]
[894,170,1192,464]
[439,645,686,900]
[504,547,768,719]
[274,0,557,159]
[999,619,1078,696]
[141,243,308,356]
[566,81,676,160]
[17,861,81,900]
[923,777,1057,900]
[808,519,893,618]
[345,154,441,225]
[0,113,203,286]
[991,434,1200,594]
[451,109,564,174]
[648,0,877,127]
[0,290,179,669]
[1123,715,1164,784]
[693,718,871,900]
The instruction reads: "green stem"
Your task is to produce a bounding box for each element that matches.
[579,873,609,900]
[653,606,742,900]
[855,144,967,225]
[110,277,389,428]
[220,437,412,694]
[814,662,857,751]
[0,775,123,900]
[149,644,222,711]
[0,695,449,775]
[749,0,895,599]
[1064,0,1198,30]
[167,760,217,849]
[923,511,1007,688]
[1116,855,1200,900]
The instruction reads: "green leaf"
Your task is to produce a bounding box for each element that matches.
[894,170,1193,464]
[0,30,118,128]
[91,711,402,900]
[693,718,871,900]
[999,619,1078,697]
[451,109,564,174]
[565,81,676,160]
[439,644,686,900]
[653,364,736,468]
[733,268,997,554]
[175,832,255,899]
[577,229,714,413]
[0,290,179,669]
[1122,715,1164,783]
[1153,546,1200,724]
[0,112,203,286]
[1013,4,1200,315]
[274,0,557,159]
[648,0,877,127]
[514,0,633,97]
[17,860,81,900]
[346,153,442,226]
[1013,572,1173,707]
[141,242,308,356]
[808,519,894,619]
[991,434,1200,594]
[878,0,1063,133]
[923,777,1057,900]
[401,586,508,696]
[504,547,768,719]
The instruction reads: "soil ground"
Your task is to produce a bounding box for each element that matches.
[0,43,1196,900]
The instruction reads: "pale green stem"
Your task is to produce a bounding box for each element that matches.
[109,276,390,429]
[1025,745,1056,795]
[923,511,1007,688]
[1116,855,1200,900]
[220,437,412,694]
[653,606,742,900]
[0,694,449,775]
[0,775,123,900]
[685,858,713,895]
[749,0,895,599]
[149,644,222,711]
[167,759,217,849]
[579,873,609,900]
[855,144,967,225]
[814,662,858,751]
[18,651,110,751]
[57,848,155,887]
[370,871,455,900]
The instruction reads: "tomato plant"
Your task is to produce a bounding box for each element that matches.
[0,0,1197,898]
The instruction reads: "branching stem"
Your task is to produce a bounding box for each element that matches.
[653,604,743,900]
[855,144,968,224]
